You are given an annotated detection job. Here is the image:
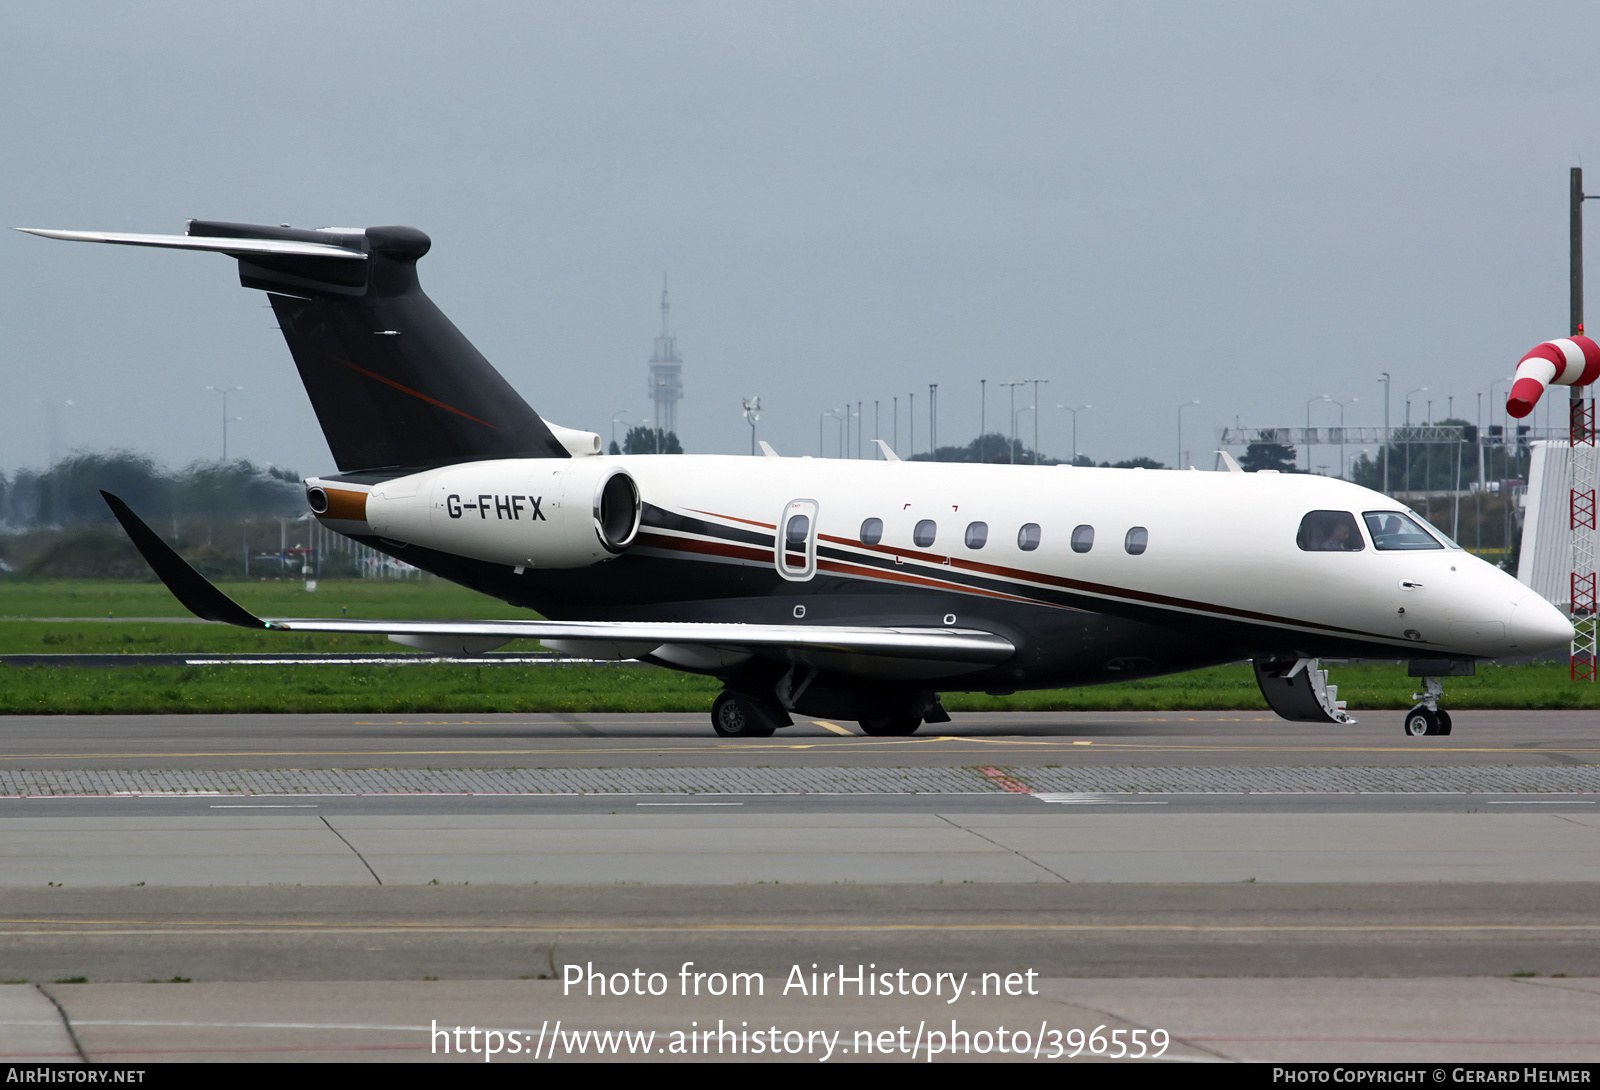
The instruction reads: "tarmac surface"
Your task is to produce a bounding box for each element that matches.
[0,707,1595,768]
[0,709,1595,1064]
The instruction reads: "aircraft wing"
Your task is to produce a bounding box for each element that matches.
[100,492,1014,664]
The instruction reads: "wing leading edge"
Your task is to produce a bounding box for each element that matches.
[99,492,1015,665]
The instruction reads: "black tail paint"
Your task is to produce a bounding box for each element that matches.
[186,220,569,473]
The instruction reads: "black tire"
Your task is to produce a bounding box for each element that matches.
[711,692,775,738]
[1437,709,1452,736]
[1403,706,1438,737]
[858,716,922,737]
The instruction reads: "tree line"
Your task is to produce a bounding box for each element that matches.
[0,451,304,530]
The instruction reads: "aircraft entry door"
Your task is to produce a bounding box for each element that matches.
[776,498,819,581]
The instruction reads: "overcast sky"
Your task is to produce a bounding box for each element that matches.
[4,1,1599,476]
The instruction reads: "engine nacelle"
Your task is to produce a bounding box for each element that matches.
[361,458,640,568]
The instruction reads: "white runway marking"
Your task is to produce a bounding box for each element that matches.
[1034,793,1169,806]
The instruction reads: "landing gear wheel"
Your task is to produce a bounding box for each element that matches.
[711,692,776,738]
[1436,710,1452,736]
[858,716,922,737]
[1403,705,1440,737]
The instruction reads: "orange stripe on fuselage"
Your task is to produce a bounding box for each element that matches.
[637,530,1059,607]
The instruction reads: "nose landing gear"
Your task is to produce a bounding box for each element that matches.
[1400,658,1474,736]
[1403,676,1453,737]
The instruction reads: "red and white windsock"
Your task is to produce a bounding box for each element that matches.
[1507,335,1600,418]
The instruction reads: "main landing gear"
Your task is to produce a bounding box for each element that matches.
[708,676,949,739]
[1403,676,1453,737]
[710,691,779,738]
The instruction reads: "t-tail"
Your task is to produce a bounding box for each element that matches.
[18,220,590,472]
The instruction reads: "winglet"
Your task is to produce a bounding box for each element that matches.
[99,491,270,628]
[758,440,780,458]
[1215,450,1244,474]
[873,439,901,463]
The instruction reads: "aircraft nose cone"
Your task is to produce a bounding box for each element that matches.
[1510,595,1575,653]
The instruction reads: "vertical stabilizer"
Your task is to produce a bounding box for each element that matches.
[22,220,571,472]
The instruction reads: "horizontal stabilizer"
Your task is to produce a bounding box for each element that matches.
[104,492,1015,664]
[17,228,365,260]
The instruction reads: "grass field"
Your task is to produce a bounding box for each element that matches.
[0,577,507,620]
[0,579,1592,714]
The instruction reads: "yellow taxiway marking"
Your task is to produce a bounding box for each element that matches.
[812,720,856,736]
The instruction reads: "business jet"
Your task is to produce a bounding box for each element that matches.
[20,220,1576,738]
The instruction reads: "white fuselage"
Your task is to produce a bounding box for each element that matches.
[320,455,1573,663]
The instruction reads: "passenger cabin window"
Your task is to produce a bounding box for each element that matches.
[1362,511,1444,551]
[913,520,938,548]
[860,517,883,546]
[783,514,810,568]
[1297,511,1365,552]
[1071,525,1095,554]
[1124,527,1148,555]
[1017,523,1041,551]
[965,522,988,549]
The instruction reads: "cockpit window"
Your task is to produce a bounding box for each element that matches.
[1297,511,1365,552]
[1406,508,1464,550]
[1362,510,1444,551]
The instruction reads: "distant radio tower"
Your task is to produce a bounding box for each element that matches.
[647,275,683,438]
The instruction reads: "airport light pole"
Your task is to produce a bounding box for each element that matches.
[1015,405,1034,461]
[1305,393,1329,472]
[1001,381,1026,464]
[206,385,243,461]
[1379,373,1391,494]
[821,409,845,458]
[1029,379,1048,464]
[1489,375,1514,481]
[1058,404,1090,465]
[1332,397,1358,479]
[1405,386,1427,493]
[611,410,635,454]
[1177,400,1199,469]
[741,397,761,456]
[41,398,74,469]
